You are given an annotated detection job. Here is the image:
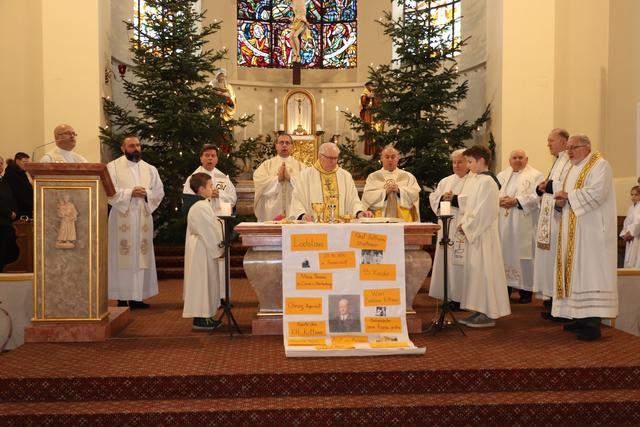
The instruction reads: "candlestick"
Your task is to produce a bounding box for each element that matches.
[440,201,451,216]
[274,98,278,132]
[335,106,339,135]
[258,105,263,135]
[321,98,325,129]
[279,123,285,132]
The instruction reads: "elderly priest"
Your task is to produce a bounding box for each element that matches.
[40,124,88,163]
[362,145,420,221]
[289,142,373,221]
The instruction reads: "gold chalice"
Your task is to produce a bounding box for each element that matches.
[311,202,325,223]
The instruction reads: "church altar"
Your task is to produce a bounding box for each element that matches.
[235,221,438,334]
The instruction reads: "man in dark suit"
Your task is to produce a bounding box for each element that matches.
[329,298,361,333]
[0,173,18,271]
[4,153,33,218]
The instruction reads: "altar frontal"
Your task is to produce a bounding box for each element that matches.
[282,223,424,357]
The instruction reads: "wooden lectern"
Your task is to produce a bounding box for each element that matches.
[22,163,129,342]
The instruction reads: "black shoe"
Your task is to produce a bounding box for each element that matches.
[577,325,601,341]
[551,316,573,323]
[563,320,583,332]
[117,300,128,307]
[128,300,150,309]
[518,296,532,304]
[542,299,552,310]
[448,301,462,311]
[192,317,222,331]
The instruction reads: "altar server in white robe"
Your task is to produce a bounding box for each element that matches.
[107,136,165,308]
[39,124,88,163]
[428,149,469,306]
[552,134,617,341]
[289,142,373,221]
[532,128,572,320]
[362,145,420,222]
[497,149,544,304]
[457,144,510,327]
[620,186,640,268]
[183,172,225,330]
[182,144,237,214]
[253,133,306,222]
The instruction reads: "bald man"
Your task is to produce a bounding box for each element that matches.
[40,124,88,163]
[496,149,544,303]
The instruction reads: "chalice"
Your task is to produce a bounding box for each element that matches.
[311,202,325,223]
[327,195,338,224]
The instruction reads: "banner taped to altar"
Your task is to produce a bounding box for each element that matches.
[282,223,425,357]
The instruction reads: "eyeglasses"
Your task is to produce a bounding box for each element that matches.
[58,131,77,137]
[320,153,339,161]
[277,140,292,146]
[566,144,588,151]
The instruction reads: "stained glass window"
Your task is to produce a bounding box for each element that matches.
[404,0,461,55]
[237,0,357,69]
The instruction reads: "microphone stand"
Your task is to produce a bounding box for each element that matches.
[32,141,56,161]
[214,215,242,338]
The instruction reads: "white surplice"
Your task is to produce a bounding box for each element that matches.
[107,156,165,300]
[182,199,225,318]
[289,166,364,219]
[40,147,88,163]
[362,168,420,220]
[253,156,306,222]
[532,151,571,298]
[459,173,511,319]
[552,153,618,319]
[621,203,640,268]
[497,165,544,290]
[183,166,237,211]
[428,173,468,302]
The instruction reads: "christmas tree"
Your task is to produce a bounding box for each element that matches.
[101,0,250,243]
[346,0,490,221]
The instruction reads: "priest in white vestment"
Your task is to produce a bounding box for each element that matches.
[39,124,88,163]
[107,136,165,308]
[620,186,640,268]
[531,128,572,319]
[497,149,544,304]
[362,145,420,222]
[457,145,510,327]
[253,134,306,222]
[289,143,373,221]
[428,149,468,306]
[182,172,225,330]
[552,134,617,341]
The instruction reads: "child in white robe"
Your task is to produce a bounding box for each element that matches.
[620,185,640,268]
[183,172,225,330]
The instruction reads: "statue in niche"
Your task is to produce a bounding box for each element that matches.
[55,193,78,249]
[360,81,384,155]
[290,0,311,63]
[213,68,237,153]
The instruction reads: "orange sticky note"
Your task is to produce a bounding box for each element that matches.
[296,272,333,290]
[288,338,326,346]
[285,297,323,315]
[291,234,328,251]
[288,321,327,337]
[349,231,387,250]
[363,288,401,306]
[364,317,402,333]
[360,264,397,281]
[331,335,369,345]
[369,342,410,349]
[319,251,356,269]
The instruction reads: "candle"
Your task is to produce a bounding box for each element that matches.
[316,124,322,133]
[321,98,325,129]
[258,105,263,135]
[440,201,451,216]
[279,123,285,132]
[274,98,278,131]
[335,106,339,135]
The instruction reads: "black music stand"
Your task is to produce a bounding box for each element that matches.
[424,215,465,336]
[214,215,242,338]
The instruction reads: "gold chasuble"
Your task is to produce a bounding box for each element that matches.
[314,160,340,219]
[554,152,601,299]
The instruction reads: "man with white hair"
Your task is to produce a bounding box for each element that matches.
[552,134,617,340]
[428,149,469,308]
[40,124,88,163]
[289,142,373,221]
[497,149,544,304]
[362,145,420,221]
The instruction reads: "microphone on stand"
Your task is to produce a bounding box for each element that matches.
[32,141,56,161]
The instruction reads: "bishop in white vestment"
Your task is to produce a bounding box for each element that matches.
[362,146,420,222]
[428,149,468,303]
[40,124,88,163]
[497,150,544,301]
[107,137,165,305]
[552,135,617,340]
[253,134,306,222]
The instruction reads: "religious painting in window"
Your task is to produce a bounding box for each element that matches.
[134,0,161,47]
[404,0,461,55]
[237,0,357,69]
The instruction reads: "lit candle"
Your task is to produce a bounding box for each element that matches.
[279,123,285,132]
[321,98,325,129]
[274,98,278,131]
[440,201,451,216]
[258,105,263,135]
[335,105,339,135]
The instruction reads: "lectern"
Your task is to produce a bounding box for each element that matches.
[23,163,128,342]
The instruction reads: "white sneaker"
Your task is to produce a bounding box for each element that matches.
[465,313,495,328]
[458,312,481,325]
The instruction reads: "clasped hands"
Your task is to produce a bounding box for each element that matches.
[499,196,518,209]
[277,163,290,182]
[132,186,147,198]
[554,190,569,208]
[384,181,399,194]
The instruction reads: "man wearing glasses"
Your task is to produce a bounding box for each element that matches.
[253,133,306,222]
[289,142,373,221]
[40,124,88,163]
[552,134,617,341]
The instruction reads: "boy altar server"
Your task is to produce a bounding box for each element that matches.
[183,172,225,330]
